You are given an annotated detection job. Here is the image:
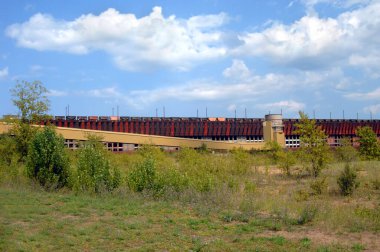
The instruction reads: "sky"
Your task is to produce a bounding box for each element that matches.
[1,0,380,119]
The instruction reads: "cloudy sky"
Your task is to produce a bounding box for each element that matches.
[1,0,380,119]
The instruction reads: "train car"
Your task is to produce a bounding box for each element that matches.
[99,116,110,121]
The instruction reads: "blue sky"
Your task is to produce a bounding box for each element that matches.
[1,0,379,119]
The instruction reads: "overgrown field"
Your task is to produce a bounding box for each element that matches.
[1,147,379,251]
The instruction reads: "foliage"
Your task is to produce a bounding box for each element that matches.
[277,150,296,176]
[26,127,69,189]
[10,80,50,122]
[128,155,156,192]
[76,135,121,193]
[230,148,251,175]
[309,177,327,195]
[197,143,210,153]
[335,138,358,162]
[0,135,18,166]
[297,204,318,225]
[337,163,360,196]
[10,80,50,159]
[265,141,282,164]
[356,126,380,160]
[295,112,330,177]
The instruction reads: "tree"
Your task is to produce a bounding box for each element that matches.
[335,137,358,163]
[76,135,121,193]
[27,126,69,189]
[337,163,359,196]
[356,126,380,160]
[11,80,50,123]
[278,150,296,176]
[10,80,50,158]
[295,112,330,177]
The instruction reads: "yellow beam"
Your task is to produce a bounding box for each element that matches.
[0,123,265,150]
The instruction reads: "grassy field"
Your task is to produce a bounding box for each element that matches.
[1,150,379,251]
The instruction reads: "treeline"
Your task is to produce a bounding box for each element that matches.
[1,81,380,198]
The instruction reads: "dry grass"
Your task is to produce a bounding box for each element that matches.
[0,149,379,251]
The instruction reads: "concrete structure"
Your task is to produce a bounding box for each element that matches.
[0,122,269,151]
[263,114,285,147]
[2,114,380,151]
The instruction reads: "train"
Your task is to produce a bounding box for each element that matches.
[40,116,380,148]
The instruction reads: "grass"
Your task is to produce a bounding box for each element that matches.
[0,185,362,251]
[0,148,379,251]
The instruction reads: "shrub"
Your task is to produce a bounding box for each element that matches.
[297,204,318,225]
[309,177,327,195]
[337,163,360,196]
[76,136,121,193]
[0,134,18,166]
[128,155,156,192]
[295,112,331,177]
[335,138,358,162]
[278,150,296,176]
[357,126,380,160]
[230,148,250,175]
[26,127,69,189]
[265,141,282,164]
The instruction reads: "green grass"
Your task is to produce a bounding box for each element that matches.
[0,148,379,251]
[0,182,375,251]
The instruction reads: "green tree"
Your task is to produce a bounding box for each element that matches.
[278,150,296,176]
[337,163,359,196]
[356,126,380,160]
[0,135,18,166]
[10,80,50,158]
[26,127,69,189]
[76,135,121,193]
[335,137,358,163]
[295,112,330,177]
[265,140,283,164]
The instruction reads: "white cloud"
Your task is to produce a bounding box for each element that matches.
[227,104,237,112]
[223,59,251,80]
[48,89,68,97]
[345,87,380,100]
[6,7,228,71]
[30,65,43,73]
[0,67,9,78]
[363,104,380,115]
[235,1,380,73]
[258,100,305,112]
[83,87,119,98]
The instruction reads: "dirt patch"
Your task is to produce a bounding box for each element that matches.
[258,229,379,251]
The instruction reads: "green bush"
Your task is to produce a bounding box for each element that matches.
[128,155,156,192]
[278,150,296,176]
[76,137,121,193]
[0,135,18,166]
[337,163,360,196]
[335,138,358,162]
[310,177,327,195]
[297,204,318,225]
[26,127,69,189]
[357,126,380,160]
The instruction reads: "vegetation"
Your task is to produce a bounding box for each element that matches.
[357,126,380,160]
[337,163,360,196]
[10,80,50,159]
[295,112,330,177]
[26,126,69,189]
[75,135,121,193]
[1,81,379,251]
[335,137,358,162]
